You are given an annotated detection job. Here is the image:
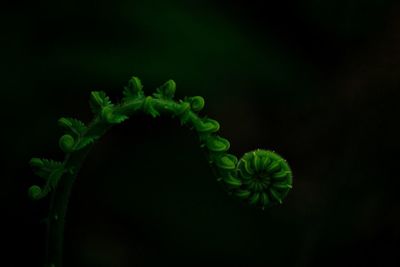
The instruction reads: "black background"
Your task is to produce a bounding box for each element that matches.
[2,0,400,266]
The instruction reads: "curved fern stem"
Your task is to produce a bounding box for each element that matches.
[29,76,293,267]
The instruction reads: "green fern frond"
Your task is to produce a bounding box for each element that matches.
[29,158,63,179]
[75,136,98,150]
[58,117,87,136]
[153,79,176,100]
[29,75,293,267]
[122,76,144,102]
[89,91,113,114]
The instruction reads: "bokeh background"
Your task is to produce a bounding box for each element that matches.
[2,0,400,266]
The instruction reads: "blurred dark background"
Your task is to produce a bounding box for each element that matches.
[2,0,400,266]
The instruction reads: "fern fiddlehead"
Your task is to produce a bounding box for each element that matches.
[29,76,293,267]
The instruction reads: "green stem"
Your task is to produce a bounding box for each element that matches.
[44,147,93,267]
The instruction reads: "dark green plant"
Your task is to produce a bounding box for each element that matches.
[29,76,293,267]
